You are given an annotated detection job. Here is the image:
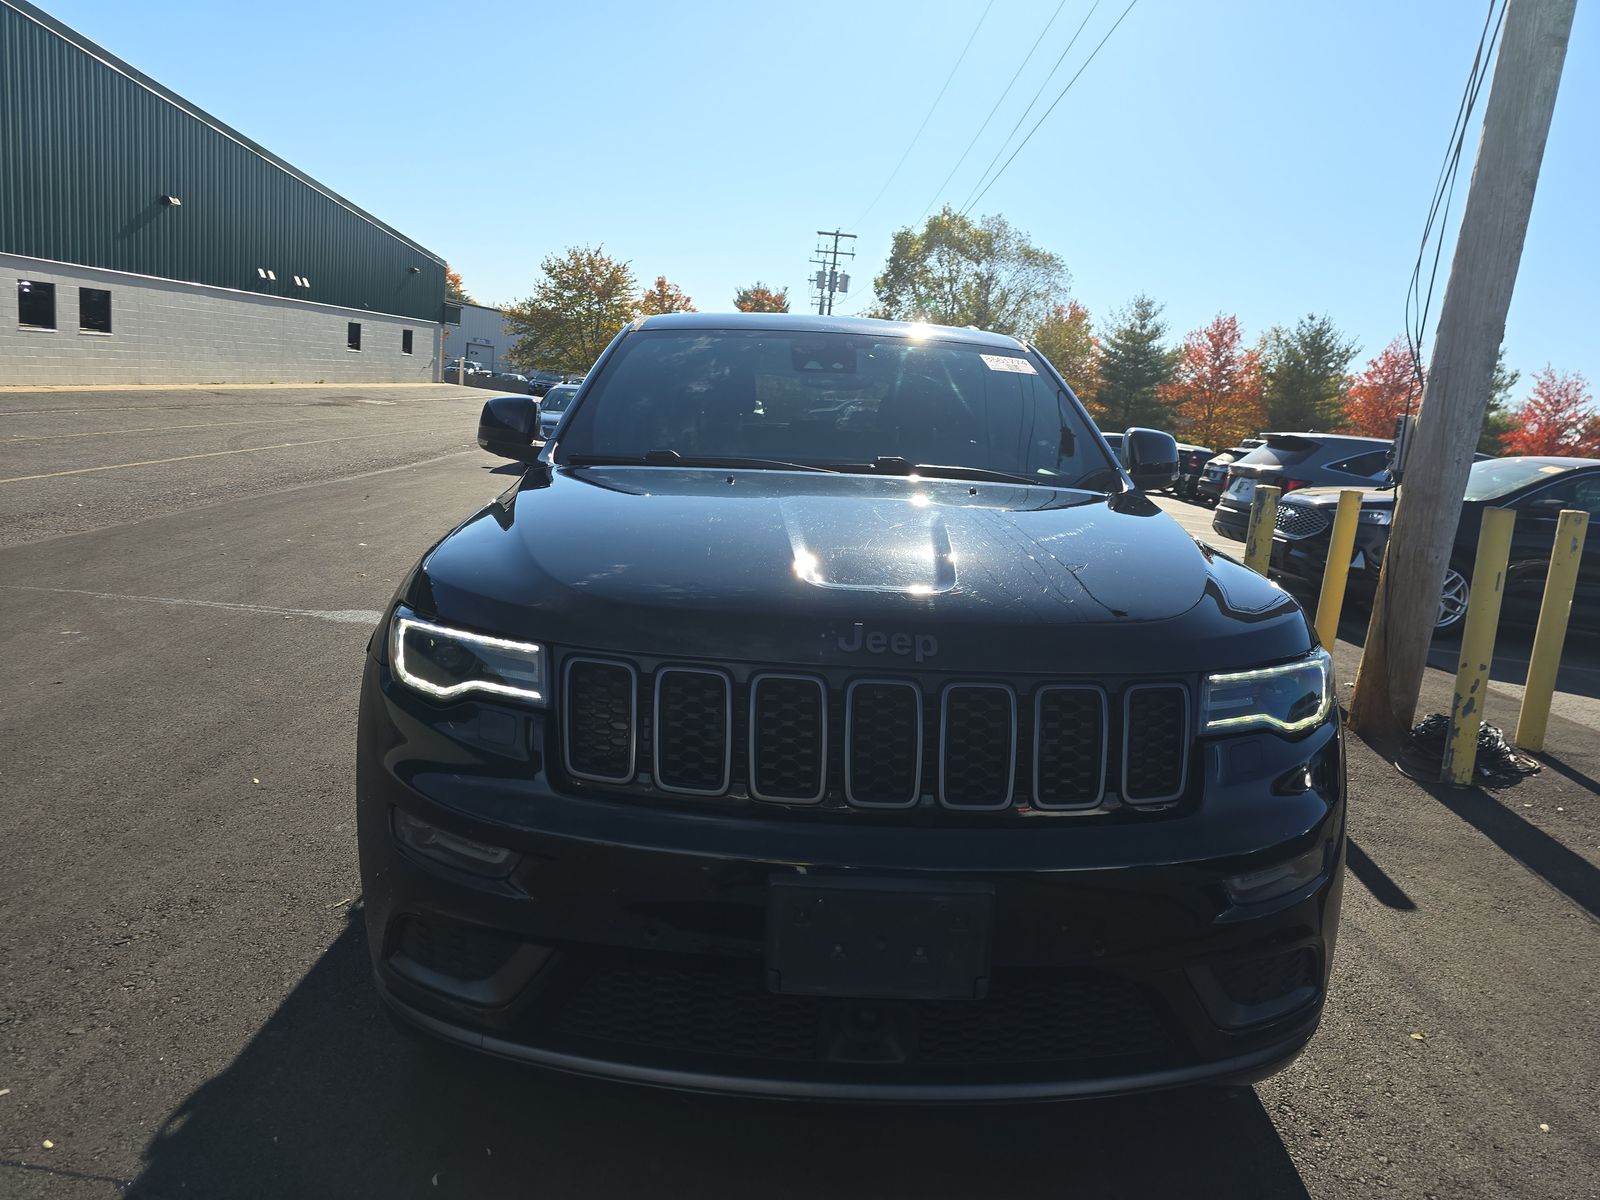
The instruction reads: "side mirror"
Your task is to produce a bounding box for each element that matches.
[477,395,542,462]
[1121,427,1179,491]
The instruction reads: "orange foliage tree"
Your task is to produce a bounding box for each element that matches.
[1342,336,1419,436]
[1032,301,1101,414]
[1158,314,1263,450]
[734,282,790,312]
[1502,367,1600,456]
[444,265,471,303]
[639,275,696,315]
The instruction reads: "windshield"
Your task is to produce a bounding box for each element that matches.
[557,328,1113,486]
[542,386,577,413]
[1463,457,1573,501]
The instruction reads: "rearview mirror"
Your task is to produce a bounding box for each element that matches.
[1121,428,1179,491]
[477,395,542,462]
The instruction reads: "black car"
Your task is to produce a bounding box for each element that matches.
[1196,439,1264,507]
[529,370,563,397]
[1270,456,1600,632]
[1175,442,1216,501]
[358,313,1345,1100]
[1212,433,1393,541]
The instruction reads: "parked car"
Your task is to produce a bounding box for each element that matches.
[1212,434,1393,541]
[490,371,533,395]
[1174,442,1216,501]
[1196,439,1264,507]
[1269,456,1600,632]
[529,370,563,397]
[537,382,579,439]
[360,312,1344,1101]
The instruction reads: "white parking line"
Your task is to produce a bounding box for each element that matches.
[0,427,464,484]
[1,584,382,625]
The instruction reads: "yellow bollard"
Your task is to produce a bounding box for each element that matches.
[1514,509,1590,752]
[1442,507,1516,785]
[1314,490,1364,648]
[1243,484,1282,576]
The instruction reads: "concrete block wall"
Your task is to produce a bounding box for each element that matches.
[1,253,442,385]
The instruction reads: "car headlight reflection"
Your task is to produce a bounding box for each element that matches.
[1202,648,1333,736]
[389,607,546,705]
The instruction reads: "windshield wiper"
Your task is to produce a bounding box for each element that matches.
[563,449,833,473]
[842,457,1049,488]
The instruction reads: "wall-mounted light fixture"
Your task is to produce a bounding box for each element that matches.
[408,266,421,274]
[160,194,182,206]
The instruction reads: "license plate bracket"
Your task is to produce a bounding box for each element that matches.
[766,877,993,1000]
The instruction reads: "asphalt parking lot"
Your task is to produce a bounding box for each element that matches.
[1,388,1596,1199]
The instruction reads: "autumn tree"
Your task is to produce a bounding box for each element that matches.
[444,265,472,304]
[502,246,637,374]
[1479,348,1521,455]
[1159,314,1264,450]
[870,207,1068,335]
[1095,295,1179,432]
[734,282,790,313]
[1342,336,1419,437]
[1032,301,1101,412]
[639,275,696,315]
[1501,367,1600,456]
[1260,315,1359,431]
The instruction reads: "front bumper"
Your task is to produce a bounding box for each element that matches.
[357,656,1345,1101]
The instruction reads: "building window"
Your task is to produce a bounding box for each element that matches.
[347,322,362,351]
[402,329,414,355]
[79,288,112,334]
[17,280,56,329]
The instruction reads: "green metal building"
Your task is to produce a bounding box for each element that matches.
[1,0,448,384]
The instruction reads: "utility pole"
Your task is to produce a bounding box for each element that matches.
[810,230,856,315]
[1348,0,1575,741]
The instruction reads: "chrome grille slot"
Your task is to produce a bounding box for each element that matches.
[1122,684,1190,804]
[748,674,826,803]
[939,684,1016,810]
[844,680,923,808]
[1033,686,1108,809]
[564,658,636,783]
[652,667,732,795]
[1274,504,1332,540]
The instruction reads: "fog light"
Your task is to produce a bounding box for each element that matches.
[1225,841,1329,905]
[393,808,515,878]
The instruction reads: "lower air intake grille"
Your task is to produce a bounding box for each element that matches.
[1214,948,1318,1008]
[940,685,1016,809]
[749,675,826,802]
[564,659,635,782]
[1034,687,1106,808]
[1123,685,1189,803]
[845,681,922,807]
[653,668,731,794]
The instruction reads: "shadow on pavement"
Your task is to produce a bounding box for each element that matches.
[1346,839,1418,911]
[127,913,1309,1200]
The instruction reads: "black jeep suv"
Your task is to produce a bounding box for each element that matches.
[357,313,1345,1100]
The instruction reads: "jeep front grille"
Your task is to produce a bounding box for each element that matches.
[559,659,1192,812]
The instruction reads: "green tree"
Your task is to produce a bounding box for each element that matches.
[639,274,696,315]
[733,282,790,312]
[1094,294,1179,431]
[502,246,637,374]
[869,206,1068,335]
[1259,315,1359,431]
[1479,347,1520,455]
[1031,301,1100,413]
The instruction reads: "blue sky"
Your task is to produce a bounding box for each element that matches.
[44,0,1599,393]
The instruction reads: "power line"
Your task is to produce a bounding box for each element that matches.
[916,0,1071,223]
[849,0,996,230]
[957,0,1103,217]
[963,0,1140,217]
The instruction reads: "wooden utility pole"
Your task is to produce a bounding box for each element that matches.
[1347,0,1576,740]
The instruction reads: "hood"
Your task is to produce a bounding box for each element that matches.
[411,467,1311,674]
[1284,485,1392,509]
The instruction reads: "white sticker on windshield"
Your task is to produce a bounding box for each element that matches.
[979,353,1037,374]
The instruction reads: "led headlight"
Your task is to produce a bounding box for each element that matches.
[1202,648,1332,735]
[1357,509,1393,525]
[388,607,546,704]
